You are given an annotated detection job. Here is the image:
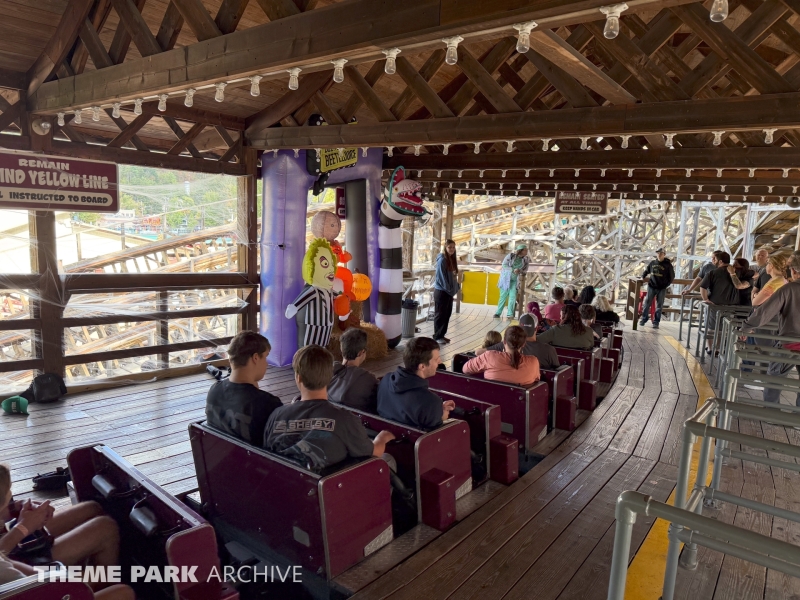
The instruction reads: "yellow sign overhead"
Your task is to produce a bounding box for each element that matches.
[319,148,358,173]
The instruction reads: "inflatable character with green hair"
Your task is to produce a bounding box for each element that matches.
[285,238,339,348]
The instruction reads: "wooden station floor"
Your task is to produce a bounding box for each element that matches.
[4,308,800,599]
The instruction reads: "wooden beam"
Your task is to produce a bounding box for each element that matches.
[249,92,800,148]
[109,0,147,63]
[107,113,153,147]
[340,61,385,122]
[27,0,95,96]
[0,102,23,134]
[445,38,517,117]
[584,20,690,103]
[344,65,396,122]
[171,0,222,41]
[168,122,206,154]
[390,50,445,119]
[528,29,636,104]
[156,1,185,51]
[254,0,300,20]
[33,0,682,113]
[215,124,236,147]
[123,100,245,130]
[71,0,113,74]
[396,56,454,119]
[79,19,114,70]
[385,146,800,170]
[522,48,598,108]
[0,68,26,91]
[110,0,162,57]
[672,3,793,95]
[311,91,345,125]
[456,47,521,113]
[245,69,331,133]
[215,0,250,34]
[47,139,245,174]
[105,108,150,151]
[162,116,203,158]
[219,136,242,162]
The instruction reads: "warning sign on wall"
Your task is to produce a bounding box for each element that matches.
[555,191,608,215]
[0,151,118,212]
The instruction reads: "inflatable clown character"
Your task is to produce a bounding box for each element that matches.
[285,238,339,348]
[376,166,429,347]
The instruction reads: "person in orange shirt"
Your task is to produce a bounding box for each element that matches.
[462,326,540,386]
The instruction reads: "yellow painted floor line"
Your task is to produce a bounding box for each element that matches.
[623,335,717,600]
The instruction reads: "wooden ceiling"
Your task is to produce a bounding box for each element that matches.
[1,0,800,203]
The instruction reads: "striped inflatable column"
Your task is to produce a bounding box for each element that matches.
[376,200,405,347]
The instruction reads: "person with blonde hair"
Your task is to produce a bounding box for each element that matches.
[474,330,502,353]
[752,255,788,307]
[0,464,134,599]
[592,295,620,324]
[463,326,541,386]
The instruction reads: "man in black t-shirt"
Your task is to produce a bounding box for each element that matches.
[475,314,560,369]
[206,331,282,444]
[699,251,739,354]
[264,345,394,471]
[328,328,379,412]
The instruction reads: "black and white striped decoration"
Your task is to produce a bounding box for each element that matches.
[376,167,427,348]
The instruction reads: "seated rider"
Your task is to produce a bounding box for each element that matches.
[264,345,395,472]
[579,304,604,339]
[463,325,541,386]
[537,305,596,350]
[206,331,282,445]
[377,337,455,431]
[476,314,560,369]
[328,328,379,413]
[0,464,134,600]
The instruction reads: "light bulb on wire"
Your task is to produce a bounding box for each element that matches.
[249,76,262,97]
[710,0,728,22]
[112,103,121,118]
[331,59,348,83]
[599,3,628,39]
[158,94,168,111]
[215,82,227,102]
[91,106,101,122]
[442,36,464,65]
[133,98,143,115]
[712,131,724,146]
[287,68,301,91]
[57,112,65,126]
[73,109,82,125]
[382,48,401,74]
[512,21,537,53]
[185,88,196,107]
[764,128,777,144]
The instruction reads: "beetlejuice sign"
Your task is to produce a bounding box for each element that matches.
[0,151,119,212]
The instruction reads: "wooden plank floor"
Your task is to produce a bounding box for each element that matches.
[6,310,800,599]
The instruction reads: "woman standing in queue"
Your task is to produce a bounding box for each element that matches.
[495,243,530,319]
[433,239,459,344]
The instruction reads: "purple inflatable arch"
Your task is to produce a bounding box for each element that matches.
[260,149,383,366]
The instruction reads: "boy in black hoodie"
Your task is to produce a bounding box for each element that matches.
[377,337,456,430]
[639,248,675,329]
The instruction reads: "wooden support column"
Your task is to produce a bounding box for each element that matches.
[238,148,259,331]
[31,211,64,376]
[443,188,454,242]
[402,217,415,273]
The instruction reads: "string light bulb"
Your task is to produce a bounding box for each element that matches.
[331,59,348,84]
[133,98,143,115]
[686,168,693,177]
[549,169,555,177]
[575,169,581,177]
[525,170,531,177]
[720,185,725,192]
[382,48,401,74]
[717,169,723,178]
[768,185,774,193]
[215,82,227,102]
[287,68,302,91]
[506,140,515,152]
[513,21,537,53]
[249,76,262,97]
[745,186,750,192]
[437,171,442,178]
[542,138,551,151]
[783,168,790,178]
[473,142,481,154]
[628,168,634,177]
[442,143,450,155]
[458,170,463,178]
[710,0,729,22]
[664,133,675,148]
[580,137,589,150]
[599,3,628,39]
[294,149,300,158]
[593,183,597,190]
[764,128,777,144]
[73,109,82,124]
[413,145,421,156]
[601,169,607,177]
[657,169,663,177]
[442,36,464,65]
[479,170,485,178]
[749,168,756,177]
[157,94,168,111]
[697,185,702,191]
[185,88,196,107]
[621,135,630,149]
[362,147,369,158]
[387,146,394,157]
[57,112,65,126]
[712,131,724,146]
[90,106,100,122]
